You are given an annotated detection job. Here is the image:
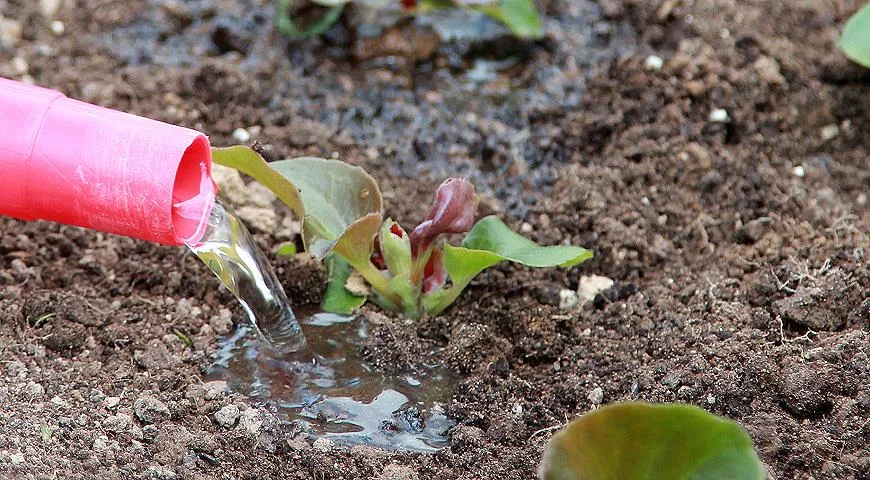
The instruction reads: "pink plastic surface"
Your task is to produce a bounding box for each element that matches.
[0,76,216,246]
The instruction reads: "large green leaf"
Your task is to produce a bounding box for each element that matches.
[321,254,366,315]
[540,403,765,480]
[462,216,592,267]
[212,146,304,218]
[477,0,543,39]
[422,216,592,315]
[840,3,870,68]
[269,157,382,258]
[212,148,382,257]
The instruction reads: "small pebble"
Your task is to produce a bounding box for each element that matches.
[50,20,65,35]
[104,396,121,410]
[231,127,251,143]
[587,387,604,405]
[133,396,171,424]
[12,56,27,74]
[9,452,25,465]
[202,380,227,401]
[577,275,615,305]
[312,437,334,453]
[792,165,805,178]
[559,289,579,310]
[102,413,132,433]
[214,404,240,428]
[239,408,262,435]
[0,17,23,47]
[820,124,839,141]
[708,108,730,123]
[644,54,664,71]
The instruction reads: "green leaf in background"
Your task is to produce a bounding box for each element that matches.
[422,216,592,315]
[275,0,346,39]
[271,158,383,258]
[275,242,298,256]
[839,3,870,68]
[477,0,543,39]
[322,254,367,315]
[540,403,765,480]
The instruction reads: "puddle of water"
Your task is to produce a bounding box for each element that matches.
[206,312,455,452]
[186,199,306,352]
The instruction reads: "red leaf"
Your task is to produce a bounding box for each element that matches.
[410,178,479,256]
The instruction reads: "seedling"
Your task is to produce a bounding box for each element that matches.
[540,402,765,480]
[212,146,591,318]
[840,3,870,68]
[276,0,543,40]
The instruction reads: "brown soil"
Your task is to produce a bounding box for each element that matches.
[1,0,868,479]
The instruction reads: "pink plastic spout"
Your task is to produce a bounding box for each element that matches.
[0,77,216,246]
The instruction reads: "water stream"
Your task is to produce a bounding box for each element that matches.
[186,199,306,351]
[186,200,454,451]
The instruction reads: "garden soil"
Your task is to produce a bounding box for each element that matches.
[1,0,868,479]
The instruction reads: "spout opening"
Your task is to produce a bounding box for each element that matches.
[172,135,216,245]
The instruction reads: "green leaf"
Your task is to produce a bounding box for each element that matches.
[275,0,345,39]
[840,3,870,68]
[422,244,502,315]
[212,146,305,219]
[477,0,543,39]
[540,402,765,480]
[271,158,382,258]
[422,216,592,315]
[462,216,592,267]
[275,242,298,256]
[322,255,367,315]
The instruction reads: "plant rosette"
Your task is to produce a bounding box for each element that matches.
[212,146,592,319]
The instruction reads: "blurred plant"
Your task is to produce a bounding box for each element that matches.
[212,146,590,318]
[275,0,543,40]
[839,3,870,68]
[539,402,765,480]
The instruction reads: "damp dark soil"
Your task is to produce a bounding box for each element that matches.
[1,0,868,479]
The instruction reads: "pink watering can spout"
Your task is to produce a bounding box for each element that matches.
[0,76,216,246]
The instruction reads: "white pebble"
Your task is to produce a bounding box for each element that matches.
[587,387,604,405]
[644,54,664,71]
[214,404,240,428]
[9,452,25,465]
[708,108,730,123]
[820,124,839,141]
[12,56,27,74]
[232,127,251,143]
[559,289,579,310]
[104,396,121,410]
[50,20,65,36]
[577,275,614,305]
[792,165,805,178]
[312,438,334,453]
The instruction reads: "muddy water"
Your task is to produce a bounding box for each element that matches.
[188,199,454,450]
[206,311,455,452]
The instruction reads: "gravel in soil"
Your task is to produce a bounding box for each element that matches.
[1,0,868,479]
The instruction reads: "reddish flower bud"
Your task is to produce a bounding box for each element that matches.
[410,178,479,256]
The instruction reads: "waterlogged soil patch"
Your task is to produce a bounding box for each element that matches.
[0,0,868,479]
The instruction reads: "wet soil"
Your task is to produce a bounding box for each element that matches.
[1,0,868,479]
